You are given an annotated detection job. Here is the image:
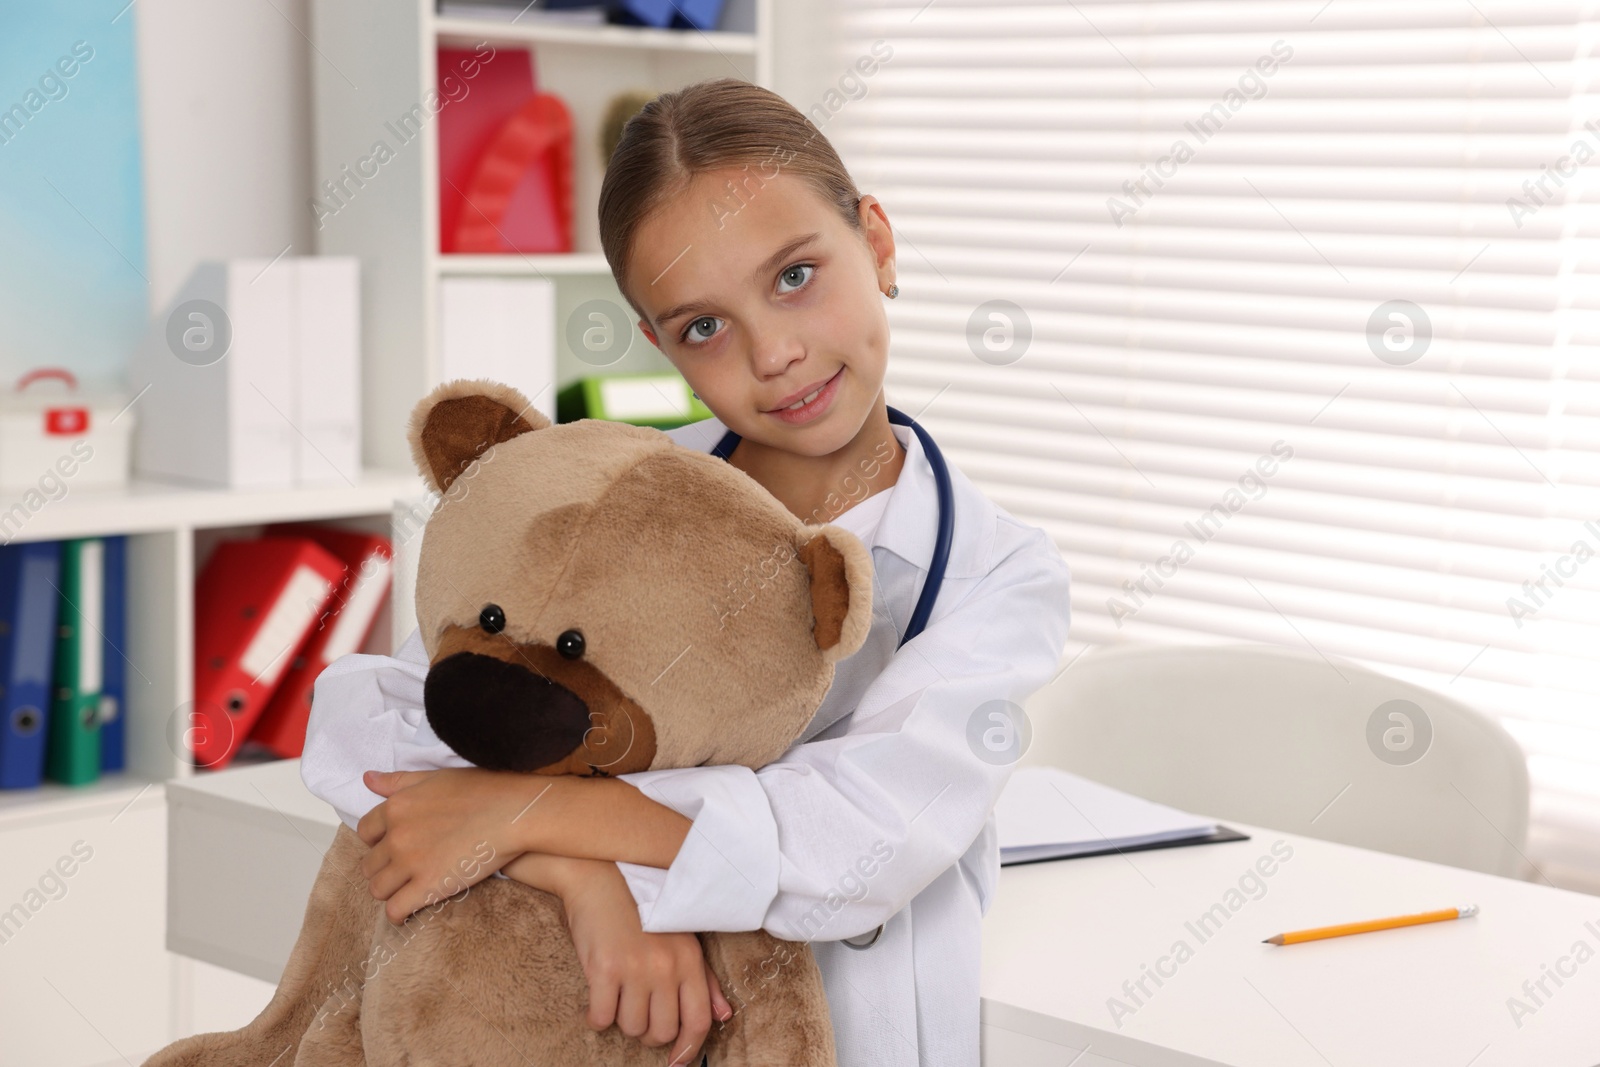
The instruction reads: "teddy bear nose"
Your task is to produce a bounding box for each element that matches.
[423,651,591,772]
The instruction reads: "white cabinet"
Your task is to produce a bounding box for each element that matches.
[0,789,167,1067]
[166,760,338,985]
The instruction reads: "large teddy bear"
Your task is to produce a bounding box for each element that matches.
[144,378,875,1066]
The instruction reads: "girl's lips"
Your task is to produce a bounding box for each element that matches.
[765,368,842,425]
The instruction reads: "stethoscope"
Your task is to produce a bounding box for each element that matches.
[712,403,955,949]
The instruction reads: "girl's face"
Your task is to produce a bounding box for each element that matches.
[629,167,897,457]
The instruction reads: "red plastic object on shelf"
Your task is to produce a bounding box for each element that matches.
[451,93,574,253]
[437,47,574,254]
[438,47,534,251]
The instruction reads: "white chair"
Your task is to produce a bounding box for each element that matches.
[1021,642,1533,880]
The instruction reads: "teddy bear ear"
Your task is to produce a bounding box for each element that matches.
[795,524,874,663]
[407,378,552,495]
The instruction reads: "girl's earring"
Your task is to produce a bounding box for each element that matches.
[886,284,899,299]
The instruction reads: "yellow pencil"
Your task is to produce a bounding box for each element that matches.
[1262,904,1478,945]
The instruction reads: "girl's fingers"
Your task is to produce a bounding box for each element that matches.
[706,963,733,1021]
[616,976,652,1043]
[647,984,681,1050]
[366,861,409,903]
[363,769,432,796]
[356,841,383,879]
[385,892,416,926]
[671,976,713,1066]
[355,805,387,847]
[586,973,620,1032]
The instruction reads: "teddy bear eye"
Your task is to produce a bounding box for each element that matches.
[479,604,506,634]
[556,629,585,659]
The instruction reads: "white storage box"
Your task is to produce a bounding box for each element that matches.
[0,368,132,490]
[128,257,361,490]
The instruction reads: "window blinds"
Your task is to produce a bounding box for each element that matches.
[827,0,1600,893]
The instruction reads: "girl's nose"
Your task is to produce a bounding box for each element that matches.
[745,318,806,381]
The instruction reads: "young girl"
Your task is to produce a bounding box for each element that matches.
[299,77,1073,1067]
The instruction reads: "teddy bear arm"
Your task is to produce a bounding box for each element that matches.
[139,822,381,1067]
[357,877,671,1066]
[700,930,839,1067]
[288,984,365,1067]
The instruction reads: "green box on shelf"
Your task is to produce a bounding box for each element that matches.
[556,372,713,429]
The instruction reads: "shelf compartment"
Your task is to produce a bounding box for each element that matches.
[435,252,612,276]
[0,478,428,826]
[432,14,757,54]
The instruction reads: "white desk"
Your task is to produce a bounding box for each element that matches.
[166,757,339,984]
[981,822,1600,1067]
[168,761,1600,1066]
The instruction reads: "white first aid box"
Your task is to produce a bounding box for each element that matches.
[0,369,133,490]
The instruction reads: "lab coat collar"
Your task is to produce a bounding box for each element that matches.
[664,414,996,581]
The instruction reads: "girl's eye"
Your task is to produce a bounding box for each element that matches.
[681,315,723,346]
[677,263,816,345]
[777,263,816,294]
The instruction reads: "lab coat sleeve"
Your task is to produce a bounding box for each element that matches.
[298,624,473,832]
[613,520,1073,941]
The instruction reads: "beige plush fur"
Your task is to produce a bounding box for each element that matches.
[143,378,874,1067]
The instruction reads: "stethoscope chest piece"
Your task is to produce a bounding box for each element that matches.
[842,922,884,949]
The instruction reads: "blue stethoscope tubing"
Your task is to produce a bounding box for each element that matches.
[713,404,950,952]
[712,404,954,651]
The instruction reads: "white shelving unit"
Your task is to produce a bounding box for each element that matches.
[431,13,762,53]
[307,0,839,471]
[434,251,612,276]
[0,470,425,1066]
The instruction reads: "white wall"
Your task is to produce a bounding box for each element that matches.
[131,0,312,1035]
[134,0,314,312]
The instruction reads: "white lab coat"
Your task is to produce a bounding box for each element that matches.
[299,414,1074,1067]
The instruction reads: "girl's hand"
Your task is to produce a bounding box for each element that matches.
[527,856,733,1066]
[357,767,556,923]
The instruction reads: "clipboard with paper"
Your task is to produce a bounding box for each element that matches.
[996,765,1249,866]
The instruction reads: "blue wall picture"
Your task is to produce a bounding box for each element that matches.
[0,3,148,392]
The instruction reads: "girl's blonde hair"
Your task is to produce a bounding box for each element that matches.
[599,77,863,324]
